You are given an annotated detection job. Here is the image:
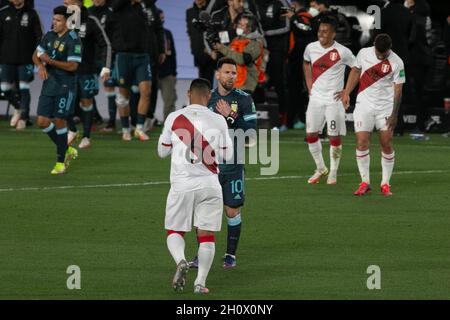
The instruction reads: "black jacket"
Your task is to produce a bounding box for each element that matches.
[141,0,165,64]
[76,6,111,74]
[186,0,214,67]
[0,4,42,64]
[106,0,150,53]
[378,1,414,65]
[159,28,177,78]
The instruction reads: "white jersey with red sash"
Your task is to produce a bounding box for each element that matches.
[158,104,233,192]
[304,40,356,103]
[355,47,405,111]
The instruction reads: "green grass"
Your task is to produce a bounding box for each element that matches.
[1,122,449,299]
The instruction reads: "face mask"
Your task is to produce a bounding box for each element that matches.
[236,27,244,36]
[308,7,319,17]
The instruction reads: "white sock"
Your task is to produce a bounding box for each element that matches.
[308,139,326,170]
[330,144,342,174]
[194,241,215,287]
[166,233,185,265]
[356,149,370,183]
[381,151,395,185]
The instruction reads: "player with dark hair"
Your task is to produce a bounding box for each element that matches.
[32,6,81,174]
[342,34,405,196]
[303,17,356,184]
[158,77,232,294]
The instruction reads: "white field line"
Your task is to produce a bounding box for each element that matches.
[1,169,449,193]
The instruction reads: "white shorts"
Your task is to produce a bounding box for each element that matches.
[353,96,392,132]
[165,187,223,232]
[306,98,347,136]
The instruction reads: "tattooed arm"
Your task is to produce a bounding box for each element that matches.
[386,83,403,131]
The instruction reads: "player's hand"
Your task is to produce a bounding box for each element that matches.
[39,52,51,64]
[210,50,218,60]
[386,115,398,131]
[341,92,351,110]
[216,99,231,117]
[158,53,166,65]
[37,65,48,80]
[334,90,344,101]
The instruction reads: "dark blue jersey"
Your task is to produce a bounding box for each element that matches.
[37,30,82,96]
[208,88,257,173]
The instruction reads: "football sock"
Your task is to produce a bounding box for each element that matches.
[166,231,186,265]
[67,116,77,133]
[329,138,342,175]
[81,104,93,138]
[356,149,370,183]
[43,122,57,145]
[307,136,326,170]
[136,114,146,130]
[56,127,68,163]
[226,214,241,256]
[195,235,215,287]
[106,92,117,124]
[120,116,130,131]
[381,151,395,185]
[19,89,31,119]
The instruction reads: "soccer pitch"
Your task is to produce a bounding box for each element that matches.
[1,123,449,300]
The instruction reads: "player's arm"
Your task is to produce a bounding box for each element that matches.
[238,96,257,132]
[341,67,361,109]
[158,115,173,158]
[38,53,79,72]
[386,83,403,131]
[32,50,48,80]
[303,60,312,96]
[218,117,234,162]
[90,16,112,81]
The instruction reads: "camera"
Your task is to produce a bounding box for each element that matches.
[192,11,224,47]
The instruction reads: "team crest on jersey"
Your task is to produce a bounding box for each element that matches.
[330,52,338,61]
[381,64,390,74]
[54,41,60,49]
[58,43,65,52]
[231,102,238,113]
[21,13,29,27]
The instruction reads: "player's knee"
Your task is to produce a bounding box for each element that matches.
[37,116,50,128]
[225,206,240,218]
[116,93,129,109]
[197,229,214,237]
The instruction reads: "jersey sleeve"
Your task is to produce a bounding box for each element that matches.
[354,49,363,69]
[157,114,174,158]
[238,94,257,131]
[66,33,82,63]
[343,48,357,68]
[303,44,311,62]
[393,59,406,84]
[36,32,49,54]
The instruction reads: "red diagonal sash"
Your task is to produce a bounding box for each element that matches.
[312,48,341,84]
[171,114,218,174]
[358,59,392,94]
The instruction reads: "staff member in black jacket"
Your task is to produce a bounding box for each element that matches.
[63,0,111,149]
[186,0,215,84]
[0,0,42,130]
[106,0,152,142]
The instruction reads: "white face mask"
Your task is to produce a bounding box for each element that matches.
[236,27,245,36]
[308,7,319,17]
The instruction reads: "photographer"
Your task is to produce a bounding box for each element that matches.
[212,13,265,94]
[186,0,216,83]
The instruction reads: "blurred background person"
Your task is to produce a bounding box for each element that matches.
[157,9,177,121]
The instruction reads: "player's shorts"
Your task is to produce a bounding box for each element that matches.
[37,90,76,119]
[114,52,152,88]
[165,187,223,232]
[353,95,392,132]
[306,97,347,136]
[77,74,99,99]
[0,64,34,84]
[219,166,245,208]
